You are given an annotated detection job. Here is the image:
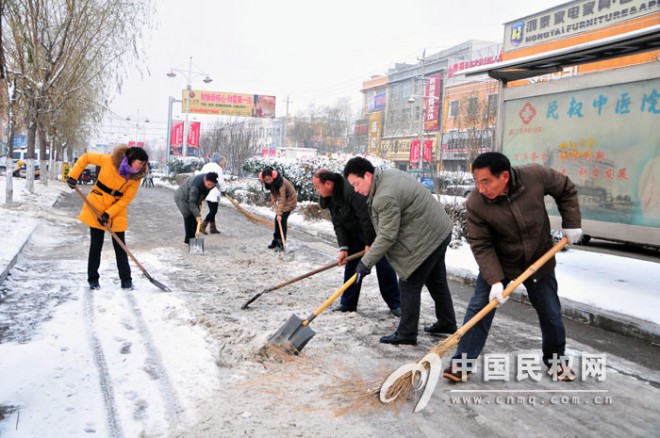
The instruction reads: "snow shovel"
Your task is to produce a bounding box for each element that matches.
[263,273,358,355]
[73,186,171,292]
[276,217,294,261]
[241,250,366,309]
[189,217,205,255]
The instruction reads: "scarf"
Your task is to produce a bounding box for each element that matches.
[118,156,139,181]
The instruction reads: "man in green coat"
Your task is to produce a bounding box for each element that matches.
[343,157,457,345]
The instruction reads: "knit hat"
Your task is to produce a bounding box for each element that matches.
[211,152,222,164]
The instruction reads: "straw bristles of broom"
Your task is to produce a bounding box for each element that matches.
[324,332,463,414]
[226,195,273,227]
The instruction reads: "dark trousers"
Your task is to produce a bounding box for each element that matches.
[204,201,218,222]
[88,227,131,283]
[452,270,565,367]
[272,211,291,242]
[396,234,456,339]
[341,241,401,310]
[183,214,198,244]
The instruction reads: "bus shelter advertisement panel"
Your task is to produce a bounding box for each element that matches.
[502,78,660,228]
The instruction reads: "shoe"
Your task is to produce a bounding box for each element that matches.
[267,240,278,249]
[89,280,100,290]
[548,364,576,382]
[200,220,209,235]
[121,279,134,290]
[209,222,220,234]
[332,304,356,313]
[379,332,417,345]
[390,307,402,317]
[424,322,458,337]
[443,365,471,382]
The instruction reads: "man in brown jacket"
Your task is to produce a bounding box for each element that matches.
[444,152,582,383]
[261,166,297,251]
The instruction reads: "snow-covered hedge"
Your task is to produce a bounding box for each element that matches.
[242,154,395,201]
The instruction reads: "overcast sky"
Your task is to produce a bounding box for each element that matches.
[101,0,564,144]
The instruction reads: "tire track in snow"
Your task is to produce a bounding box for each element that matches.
[123,291,183,427]
[83,288,124,438]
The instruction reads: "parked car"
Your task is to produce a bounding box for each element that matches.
[442,174,475,197]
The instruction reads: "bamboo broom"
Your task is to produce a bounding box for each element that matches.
[225,194,273,227]
[337,237,569,413]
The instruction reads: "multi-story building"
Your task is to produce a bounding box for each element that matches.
[361,40,502,172]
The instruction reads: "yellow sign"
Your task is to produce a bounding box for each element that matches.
[183,89,276,118]
[62,162,70,180]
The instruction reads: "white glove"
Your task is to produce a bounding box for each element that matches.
[562,228,583,245]
[489,282,508,305]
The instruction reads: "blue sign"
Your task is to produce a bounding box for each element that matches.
[420,177,435,193]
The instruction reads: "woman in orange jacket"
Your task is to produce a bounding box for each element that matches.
[67,146,149,290]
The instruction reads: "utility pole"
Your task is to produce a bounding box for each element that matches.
[417,49,426,172]
[283,95,292,148]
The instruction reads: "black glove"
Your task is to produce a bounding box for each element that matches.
[355,261,371,283]
[98,212,110,226]
[67,176,77,189]
[221,191,228,196]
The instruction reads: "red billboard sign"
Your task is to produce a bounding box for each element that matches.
[410,139,433,163]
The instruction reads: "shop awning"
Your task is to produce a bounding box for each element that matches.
[463,24,660,83]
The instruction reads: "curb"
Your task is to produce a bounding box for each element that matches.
[0,223,37,285]
[447,270,660,345]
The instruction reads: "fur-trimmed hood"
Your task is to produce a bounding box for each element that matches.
[111,146,149,181]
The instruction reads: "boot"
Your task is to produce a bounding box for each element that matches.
[210,222,220,234]
[268,239,278,249]
[200,220,209,235]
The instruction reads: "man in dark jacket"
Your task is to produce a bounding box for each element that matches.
[444,152,582,383]
[313,169,401,316]
[343,157,457,345]
[174,172,218,244]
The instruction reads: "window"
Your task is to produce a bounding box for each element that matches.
[487,94,498,117]
[467,96,479,117]
[449,100,459,118]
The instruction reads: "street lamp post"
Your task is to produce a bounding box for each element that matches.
[167,57,212,157]
[126,110,149,146]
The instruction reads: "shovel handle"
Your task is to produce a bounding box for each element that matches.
[194,203,203,239]
[240,251,366,309]
[303,274,358,325]
[277,217,286,250]
[455,237,569,338]
[73,186,151,279]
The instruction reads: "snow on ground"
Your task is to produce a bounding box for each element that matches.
[0,174,659,437]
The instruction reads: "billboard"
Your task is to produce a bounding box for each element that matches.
[409,139,433,164]
[169,121,201,156]
[502,77,660,228]
[424,74,442,131]
[183,89,276,118]
[503,0,660,53]
[369,91,386,112]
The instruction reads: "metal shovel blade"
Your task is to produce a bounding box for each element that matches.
[264,314,316,355]
[189,237,204,254]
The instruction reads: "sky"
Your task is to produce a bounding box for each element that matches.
[98,0,565,145]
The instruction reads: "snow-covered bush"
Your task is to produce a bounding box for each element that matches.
[242,154,395,202]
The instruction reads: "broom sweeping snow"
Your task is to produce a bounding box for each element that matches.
[331,237,568,413]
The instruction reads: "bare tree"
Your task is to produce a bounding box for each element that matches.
[452,83,498,169]
[1,0,153,198]
[198,118,258,176]
[288,99,355,154]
